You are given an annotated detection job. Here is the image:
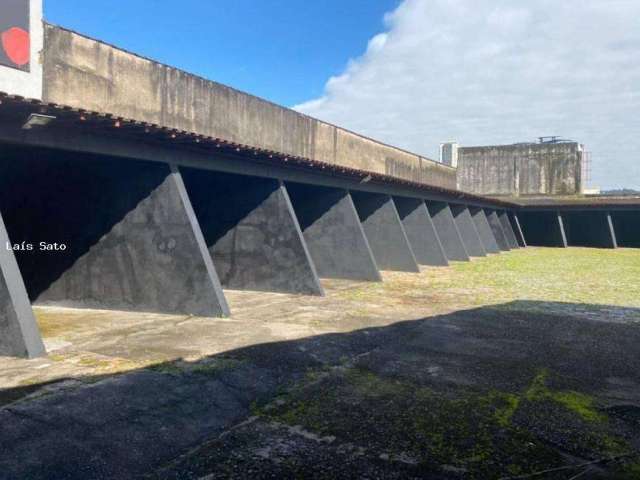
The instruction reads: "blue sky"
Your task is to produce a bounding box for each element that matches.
[45,0,640,189]
[45,0,400,107]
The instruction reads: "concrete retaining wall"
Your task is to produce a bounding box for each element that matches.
[41,25,456,190]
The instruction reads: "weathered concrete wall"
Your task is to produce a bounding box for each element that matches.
[41,25,457,190]
[450,205,486,257]
[286,183,381,282]
[0,145,229,317]
[498,211,520,249]
[485,210,510,251]
[351,192,419,272]
[426,202,469,262]
[393,197,448,267]
[469,208,500,254]
[181,169,323,296]
[457,143,583,197]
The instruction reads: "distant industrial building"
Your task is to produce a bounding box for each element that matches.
[455,138,587,198]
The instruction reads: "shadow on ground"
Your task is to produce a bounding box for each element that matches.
[1,301,640,480]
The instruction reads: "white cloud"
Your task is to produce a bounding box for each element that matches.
[294,0,640,190]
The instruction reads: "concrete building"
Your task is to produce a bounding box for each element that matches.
[457,141,584,197]
[0,0,638,360]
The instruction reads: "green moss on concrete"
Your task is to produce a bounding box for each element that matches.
[525,370,604,422]
[189,357,244,376]
[619,461,640,478]
[146,361,184,376]
[253,366,633,477]
[146,356,244,377]
[490,392,520,427]
[256,367,559,476]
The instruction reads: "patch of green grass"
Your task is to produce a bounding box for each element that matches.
[446,248,640,309]
[336,248,640,319]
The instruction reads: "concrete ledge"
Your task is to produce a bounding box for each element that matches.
[450,205,487,258]
[181,169,324,296]
[470,208,501,254]
[351,192,419,272]
[286,183,381,282]
[393,197,448,267]
[485,210,510,251]
[426,202,469,262]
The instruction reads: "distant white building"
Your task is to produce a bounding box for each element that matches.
[439,142,459,167]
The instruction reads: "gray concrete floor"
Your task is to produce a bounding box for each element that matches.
[0,275,444,391]
[1,249,639,479]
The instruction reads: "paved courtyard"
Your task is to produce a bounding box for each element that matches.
[1,248,639,479]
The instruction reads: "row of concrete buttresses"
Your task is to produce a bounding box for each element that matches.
[0,115,526,359]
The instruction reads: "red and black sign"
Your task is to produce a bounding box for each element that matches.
[1,0,30,72]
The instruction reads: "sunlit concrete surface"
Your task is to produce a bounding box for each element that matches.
[2,247,638,392]
[0,275,439,390]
